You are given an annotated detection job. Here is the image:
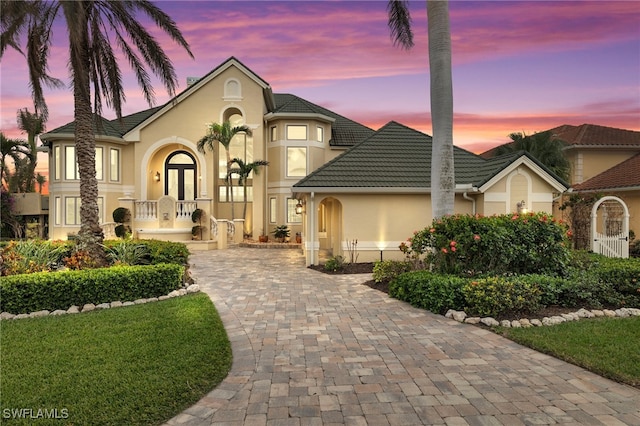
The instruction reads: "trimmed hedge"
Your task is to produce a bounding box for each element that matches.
[0,263,184,314]
[389,270,466,315]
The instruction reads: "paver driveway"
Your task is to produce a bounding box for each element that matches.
[165,248,640,426]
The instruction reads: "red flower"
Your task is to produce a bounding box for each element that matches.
[451,247,457,252]
[512,215,519,220]
[441,248,448,254]
[450,240,457,247]
[473,234,481,241]
[429,228,436,233]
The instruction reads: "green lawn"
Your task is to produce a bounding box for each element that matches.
[496,316,640,388]
[0,293,232,425]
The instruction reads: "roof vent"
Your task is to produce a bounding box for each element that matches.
[186,77,200,87]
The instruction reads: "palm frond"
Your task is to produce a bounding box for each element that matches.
[387,0,414,50]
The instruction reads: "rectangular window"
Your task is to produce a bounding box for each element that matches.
[317,126,324,143]
[270,126,277,142]
[110,148,120,182]
[65,146,78,180]
[286,125,307,140]
[54,146,61,180]
[287,147,307,177]
[269,197,276,223]
[95,147,103,180]
[287,198,302,223]
[54,196,61,225]
[218,185,248,202]
[65,197,80,225]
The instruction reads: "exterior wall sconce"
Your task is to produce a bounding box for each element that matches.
[154,171,161,182]
[295,200,304,215]
[517,200,528,214]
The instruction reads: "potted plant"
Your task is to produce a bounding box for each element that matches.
[258,230,269,243]
[295,232,302,244]
[191,208,205,240]
[112,207,131,239]
[271,225,290,243]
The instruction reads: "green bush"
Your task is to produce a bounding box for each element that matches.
[401,213,571,277]
[0,263,184,314]
[389,270,466,315]
[324,255,345,272]
[104,240,150,266]
[135,239,190,265]
[372,260,412,283]
[588,256,640,306]
[462,276,542,318]
[1,240,71,275]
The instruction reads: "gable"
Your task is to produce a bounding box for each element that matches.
[573,153,640,191]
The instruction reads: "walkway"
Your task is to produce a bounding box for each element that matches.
[164,248,640,426]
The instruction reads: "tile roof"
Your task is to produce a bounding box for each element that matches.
[273,93,374,147]
[572,153,640,191]
[293,121,563,191]
[480,124,640,158]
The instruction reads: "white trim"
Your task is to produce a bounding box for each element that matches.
[265,112,335,123]
[479,155,567,193]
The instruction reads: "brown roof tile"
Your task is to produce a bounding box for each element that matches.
[572,153,640,191]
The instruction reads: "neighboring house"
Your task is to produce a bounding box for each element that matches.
[482,124,640,250]
[39,57,569,263]
[293,121,568,265]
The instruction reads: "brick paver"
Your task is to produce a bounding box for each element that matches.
[163,248,640,425]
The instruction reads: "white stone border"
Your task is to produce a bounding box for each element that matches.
[0,284,201,320]
[445,307,640,328]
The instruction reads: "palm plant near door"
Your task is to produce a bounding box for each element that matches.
[228,157,268,234]
[197,121,253,220]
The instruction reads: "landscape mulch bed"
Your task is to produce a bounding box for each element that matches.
[308,262,585,322]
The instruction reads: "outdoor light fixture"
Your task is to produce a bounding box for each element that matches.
[154,171,161,182]
[517,200,528,214]
[295,200,304,215]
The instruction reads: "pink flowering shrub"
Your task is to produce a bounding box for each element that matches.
[400,213,572,276]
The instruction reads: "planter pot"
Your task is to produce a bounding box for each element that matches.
[259,235,269,243]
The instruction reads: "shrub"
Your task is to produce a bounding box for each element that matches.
[1,240,70,275]
[462,276,542,318]
[324,255,344,272]
[136,240,189,265]
[112,207,131,239]
[104,240,150,266]
[588,256,640,306]
[402,213,571,277]
[0,263,184,314]
[389,270,466,315]
[373,260,412,283]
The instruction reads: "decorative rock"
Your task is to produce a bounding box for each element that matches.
[177,289,187,296]
[122,301,135,307]
[30,310,50,318]
[452,311,467,322]
[464,317,481,324]
[444,309,456,319]
[519,318,532,328]
[147,297,159,302]
[530,319,543,327]
[158,295,170,301]
[628,308,640,316]
[500,320,511,327]
[110,301,123,308]
[133,299,147,304]
[592,310,604,317]
[1,312,16,320]
[186,284,200,293]
[603,309,616,317]
[168,290,181,298]
[51,310,67,316]
[511,320,521,328]
[576,308,594,318]
[82,303,96,312]
[67,306,80,314]
[95,303,111,310]
[615,308,630,318]
[561,313,577,321]
[14,313,30,319]
[480,317,500,327]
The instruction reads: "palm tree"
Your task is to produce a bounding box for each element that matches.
[388,0,454,219]
[495,131,570,182]
[17,108,45,192]
[36,172,47,194]
[228,158,269,234]
[197,121,253,220]
[2,1,193,264]
[0,132,30,190]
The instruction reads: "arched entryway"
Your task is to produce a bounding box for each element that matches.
[317,197,343,262]
[591,196,630,258]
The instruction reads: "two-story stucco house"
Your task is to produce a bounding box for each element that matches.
[40,57,570,264]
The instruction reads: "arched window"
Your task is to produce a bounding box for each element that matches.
[165,151,197,200]
[224,78,242,100]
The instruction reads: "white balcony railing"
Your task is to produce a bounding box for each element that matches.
[135,201,158,220]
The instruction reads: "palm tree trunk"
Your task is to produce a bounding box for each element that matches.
[226,150,235,220]
[427,0,454,219]
[73,51,106,265]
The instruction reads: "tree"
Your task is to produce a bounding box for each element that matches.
[2,1,193,264]
[388,0,454,219]
[0,132,30,190]
[228,158,269,234]
[197,121,253,220]
[16,108,45,192]
[495,131,570,182]
[36,172,47,194]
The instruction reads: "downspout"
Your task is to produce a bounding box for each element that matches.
[463,191,476,215]
[310,192,315,265]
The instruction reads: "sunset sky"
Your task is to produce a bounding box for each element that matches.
[1,0,638,168]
